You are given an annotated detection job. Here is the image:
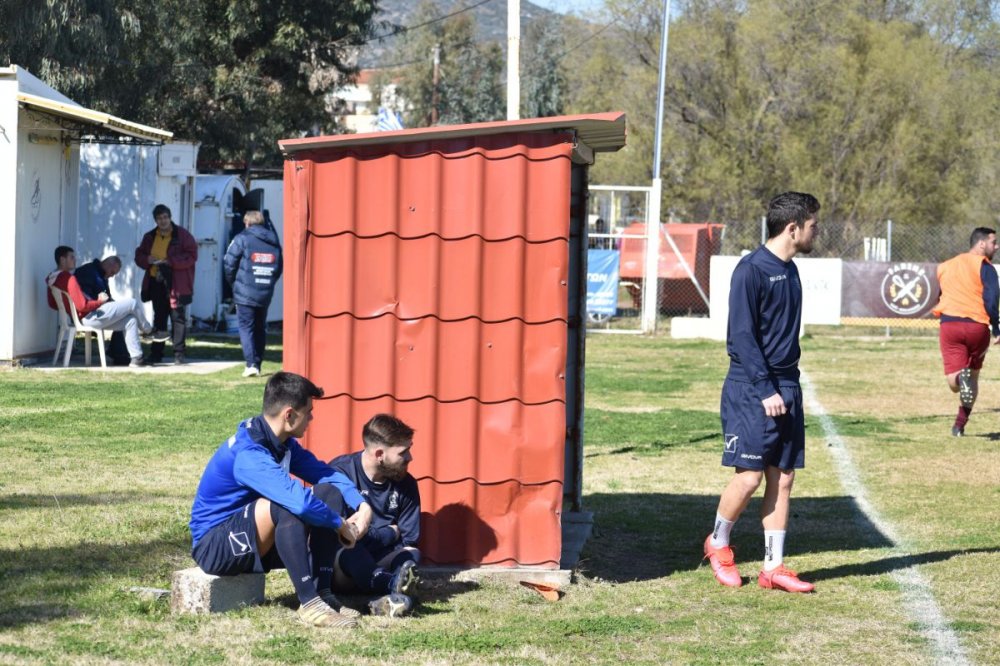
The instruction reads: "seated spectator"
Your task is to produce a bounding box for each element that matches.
[319,414,420,618]
[189,372,373,629]
[45,246,155,368]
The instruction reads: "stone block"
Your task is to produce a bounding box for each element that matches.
[170,567,265,614]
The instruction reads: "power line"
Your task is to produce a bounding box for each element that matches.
[370,0,496,40]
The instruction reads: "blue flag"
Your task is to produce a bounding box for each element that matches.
[586,249,620,316]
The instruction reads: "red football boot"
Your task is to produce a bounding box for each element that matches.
[703,535,742,588]
[757,565,815,593]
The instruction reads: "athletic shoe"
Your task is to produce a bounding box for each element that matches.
[173,353,186,365]
[296,597,358,628]
[128,357,148,368]
[389,560,418,596]
[242,366,260,378]
[951,425,964,437]
[318,589,362,618]
[757,565,815,593]
[150,330,170,343]
[957,368,974,407]
[703,535,742,588]
[368,593,413,618]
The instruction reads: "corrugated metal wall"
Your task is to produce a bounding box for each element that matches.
[284,132,576,567]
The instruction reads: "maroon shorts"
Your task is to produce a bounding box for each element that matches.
[939,321,991,374]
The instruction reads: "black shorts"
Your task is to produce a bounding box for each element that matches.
[720,379,804,470]
[192,501,282,575]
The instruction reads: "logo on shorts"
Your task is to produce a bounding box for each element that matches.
[724,434,738,452]
[881,263,932,316]
[228,531,251,556]
[740,453,763,460]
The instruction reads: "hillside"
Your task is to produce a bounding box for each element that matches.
[358,0,556,68]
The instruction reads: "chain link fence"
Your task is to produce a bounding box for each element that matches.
[585,187,979,333]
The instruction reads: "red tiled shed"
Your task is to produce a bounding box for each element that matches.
[279,112,626,569]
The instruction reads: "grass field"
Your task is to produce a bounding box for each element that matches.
[1,330,998,664]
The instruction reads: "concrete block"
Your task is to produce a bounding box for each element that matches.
[170,567,265,614]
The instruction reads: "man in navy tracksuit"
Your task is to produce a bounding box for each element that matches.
[224,210,282,377]
[322,414,421,618]
[189,372,374,628]
[703,192,820,594]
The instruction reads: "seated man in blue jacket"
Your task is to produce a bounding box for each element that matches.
[189,371,373,628]
[322,414,421,618]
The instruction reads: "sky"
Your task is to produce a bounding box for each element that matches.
[529,0,606,14]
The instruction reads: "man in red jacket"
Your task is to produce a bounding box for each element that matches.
[135,204,198,365]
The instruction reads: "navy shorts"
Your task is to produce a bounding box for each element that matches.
[192,501,282,575]
[720,379,804,470]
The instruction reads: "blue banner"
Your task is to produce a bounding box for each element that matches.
[586,249,620,316]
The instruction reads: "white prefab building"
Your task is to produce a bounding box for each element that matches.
[77,141,199,309]
[0,65,173,362]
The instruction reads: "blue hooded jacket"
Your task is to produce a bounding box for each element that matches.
[224,224,283,308]
[189,415,365,547]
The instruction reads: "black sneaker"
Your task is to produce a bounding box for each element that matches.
[951,425,964,437]
[173,354,186,365]
[389,560,417,596]
[128,357,147,368]
[957,368,974,407]
[368,593,412,618]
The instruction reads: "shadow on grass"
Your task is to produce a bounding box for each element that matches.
[0,493,169,510]
[803,547,1000,582]
[578,493,896,582]
[0,537,184,630]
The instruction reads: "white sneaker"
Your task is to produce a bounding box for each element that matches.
[242,366,260,377]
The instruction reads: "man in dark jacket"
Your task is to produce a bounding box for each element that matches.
[135,204,198,365]
[224,210,283,377]
[74,255,166,365]
[321,414,420,618]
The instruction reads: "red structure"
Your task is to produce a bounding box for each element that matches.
[280,113,626,568]
[618,222,725,314]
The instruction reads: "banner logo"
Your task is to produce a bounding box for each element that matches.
[880,263,931,316]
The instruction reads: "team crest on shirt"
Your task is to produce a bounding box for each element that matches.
[881,263,931,316]
[388,490,399,511]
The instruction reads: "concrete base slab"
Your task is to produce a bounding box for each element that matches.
[170,567,265,614]
[419,511,595,588]
[420,565,571,587]
[32,359,241,374]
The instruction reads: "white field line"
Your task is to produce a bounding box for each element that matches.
[800,370,970,666]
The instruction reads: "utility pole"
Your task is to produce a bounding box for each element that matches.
[430,44,441,125]
[507,0,520,120]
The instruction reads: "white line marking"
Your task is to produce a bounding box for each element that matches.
[800,370,970,666]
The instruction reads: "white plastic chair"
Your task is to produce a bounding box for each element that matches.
[50,286,108,368]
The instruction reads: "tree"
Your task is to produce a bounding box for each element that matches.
[0,0,382,168]
[562,0,1000,241]
[520,13,568,119]
[389,0,505,127]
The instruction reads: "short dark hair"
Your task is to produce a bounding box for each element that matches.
[970,227,995,248]
[362,414,414,449]
[152,204,172,219]
[766,192,821,239]
[54,245,74,266]
[262,372,324,415]
[103,255,122,269]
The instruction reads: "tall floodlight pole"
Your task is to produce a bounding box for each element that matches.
[641,0,671,333]
[507,0,521,120]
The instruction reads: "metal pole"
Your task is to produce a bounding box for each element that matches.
[507,0,520,120]
[761,215,767,245]
[641,0,671,334]
[887,219,892,261]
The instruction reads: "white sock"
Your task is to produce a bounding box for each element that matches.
[763,530,786,571]
[710,514,735,548]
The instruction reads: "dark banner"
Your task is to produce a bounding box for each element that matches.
[841,261,939,319]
